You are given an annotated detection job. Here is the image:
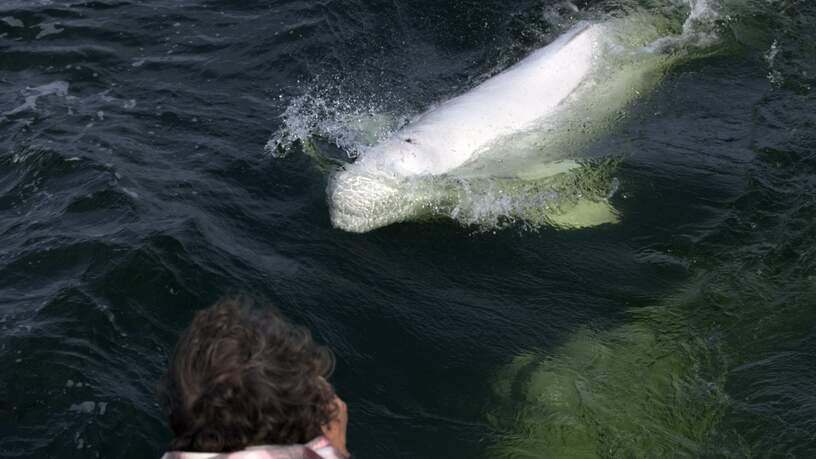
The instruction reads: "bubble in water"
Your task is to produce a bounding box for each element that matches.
[69,401,96,414]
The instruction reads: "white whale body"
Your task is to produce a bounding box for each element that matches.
[353,22,600,177]
[327,13,699,232]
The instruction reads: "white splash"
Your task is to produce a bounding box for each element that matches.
[3,81,70,117]
[265,83,409,160]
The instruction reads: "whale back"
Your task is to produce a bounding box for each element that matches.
[354,22,604,177]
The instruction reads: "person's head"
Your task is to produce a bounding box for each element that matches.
[159,297,338,452]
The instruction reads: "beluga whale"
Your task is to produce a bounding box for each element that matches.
[325,6,717,233]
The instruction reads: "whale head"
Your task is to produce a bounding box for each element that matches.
[327,166,432,233]
[326,138,443,232]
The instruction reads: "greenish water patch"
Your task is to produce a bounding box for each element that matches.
[486,1,816,455]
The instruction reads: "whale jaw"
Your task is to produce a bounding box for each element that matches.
[327,169,430,233]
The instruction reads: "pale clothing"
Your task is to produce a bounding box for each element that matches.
[161,436,347,459]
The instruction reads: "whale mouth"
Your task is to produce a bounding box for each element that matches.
[327,169,421,233]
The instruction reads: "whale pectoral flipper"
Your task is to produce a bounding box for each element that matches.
[507,159,620,229]
[548,199,619,229]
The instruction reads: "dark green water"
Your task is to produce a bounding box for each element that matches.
[1,0,815,458]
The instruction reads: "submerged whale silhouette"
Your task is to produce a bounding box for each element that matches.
[327,15,692,232]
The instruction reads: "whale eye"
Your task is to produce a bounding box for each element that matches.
[404,138,413,144]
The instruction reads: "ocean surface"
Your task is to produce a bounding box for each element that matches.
[1,0,815,458]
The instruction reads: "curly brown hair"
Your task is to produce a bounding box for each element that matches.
[159,297,337,452]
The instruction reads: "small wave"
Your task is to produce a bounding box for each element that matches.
[1,16,24,28]
[2,80,69,117]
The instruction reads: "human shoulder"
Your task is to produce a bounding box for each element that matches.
[160,437,348,459]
